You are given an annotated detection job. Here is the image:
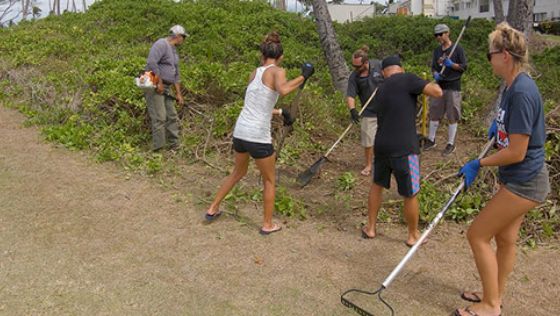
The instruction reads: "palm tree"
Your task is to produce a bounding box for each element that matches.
[506,0,534,35]
[310,0,350,93]
[492,0,504,24]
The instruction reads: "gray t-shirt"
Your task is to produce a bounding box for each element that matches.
[145,38,180,84]
[496,73,546,183]
[346,59,383,118]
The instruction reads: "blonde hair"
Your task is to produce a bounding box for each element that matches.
[488,22,529,72]
[353,45,369,63]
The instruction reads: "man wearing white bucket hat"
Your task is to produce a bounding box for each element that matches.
[144,24,188,151]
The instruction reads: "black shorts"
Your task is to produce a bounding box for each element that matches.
[232,137,274,159]
[373,154,420,197]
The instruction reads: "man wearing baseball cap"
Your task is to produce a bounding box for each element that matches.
[144,24,188,151]
[424,23,468,156]
[360,55,442,246]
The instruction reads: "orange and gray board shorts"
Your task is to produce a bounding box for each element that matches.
[373,154,420,197]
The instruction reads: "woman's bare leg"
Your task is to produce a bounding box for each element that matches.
[207,152,250,214]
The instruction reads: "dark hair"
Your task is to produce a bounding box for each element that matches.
[260,32,283,59]
[381,54,402,69]
[353,45,369,63]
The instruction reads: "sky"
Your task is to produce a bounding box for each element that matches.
[0,0,97,23]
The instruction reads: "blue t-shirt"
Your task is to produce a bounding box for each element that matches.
[496,73,546,183]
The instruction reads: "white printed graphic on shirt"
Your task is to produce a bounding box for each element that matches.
[496,108,508,149]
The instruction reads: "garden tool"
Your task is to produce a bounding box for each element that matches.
[297,88,378,187]
[341,138,495,316]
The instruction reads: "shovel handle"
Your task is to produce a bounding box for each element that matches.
[324,88,378,158]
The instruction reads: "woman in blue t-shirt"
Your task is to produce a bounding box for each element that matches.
[455,23,550,316]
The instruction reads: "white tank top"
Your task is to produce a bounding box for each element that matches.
[233,64,280,144]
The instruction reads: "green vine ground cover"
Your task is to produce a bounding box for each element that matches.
[0,0,558,243]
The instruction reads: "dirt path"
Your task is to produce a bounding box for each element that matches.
[0,106,558,315]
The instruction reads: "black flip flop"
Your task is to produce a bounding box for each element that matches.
[460,291,482,303]
[404,238,428,248]
[361,227,375,239]
[204,211,222,222]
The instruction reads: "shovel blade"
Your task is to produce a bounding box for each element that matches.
[296,156,327,187]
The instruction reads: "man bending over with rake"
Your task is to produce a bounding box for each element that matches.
[361,55,442,247]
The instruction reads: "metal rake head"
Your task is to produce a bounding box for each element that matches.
[341,287,394,316]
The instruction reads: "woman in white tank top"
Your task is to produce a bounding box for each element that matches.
[204,32,314,235]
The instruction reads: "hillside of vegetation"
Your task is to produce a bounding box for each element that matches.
[0,0,558,243]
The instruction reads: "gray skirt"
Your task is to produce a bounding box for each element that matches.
[501,164,550,203]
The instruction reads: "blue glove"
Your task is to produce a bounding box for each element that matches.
[458,159,481,189]
[443,57,454,68]
[488,119,497,140]
[433,73,443,82]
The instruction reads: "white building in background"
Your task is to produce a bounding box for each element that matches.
[327,3,376,23]
[387,0,560,22]
[387,0,449,16]
[449,0,560,21]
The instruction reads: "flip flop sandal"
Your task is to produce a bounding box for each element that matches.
[204,210,222,222]
[460,292,503,309]
[259,224,282,235]
[452,306,501,316]
[461,291,482,303]
[404,238,429,248]
[361,226,375,239]
[452,307,479,316]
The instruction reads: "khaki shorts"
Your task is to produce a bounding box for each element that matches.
[429,90,461,122]
[360,117,377,148]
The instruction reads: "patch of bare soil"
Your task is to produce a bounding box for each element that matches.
[1,105,558,315]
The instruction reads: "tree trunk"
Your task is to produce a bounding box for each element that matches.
[21,0,28,20]
[276,0,286,11]
[311,0,350,93]
[492,0,504,24]
[507,0,534,35]
[82,0,87,11]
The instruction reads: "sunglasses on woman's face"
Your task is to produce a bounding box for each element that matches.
[486,50,502,62]
[434,32,445,37]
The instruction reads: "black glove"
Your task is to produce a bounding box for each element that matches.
[350,108,360,124]
[281,108,295,126]
[301,62,315,80]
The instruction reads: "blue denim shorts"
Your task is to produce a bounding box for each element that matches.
[502,164,550,203]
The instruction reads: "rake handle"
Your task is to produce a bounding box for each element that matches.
[324,88,378,158]
[382,137,494,288]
